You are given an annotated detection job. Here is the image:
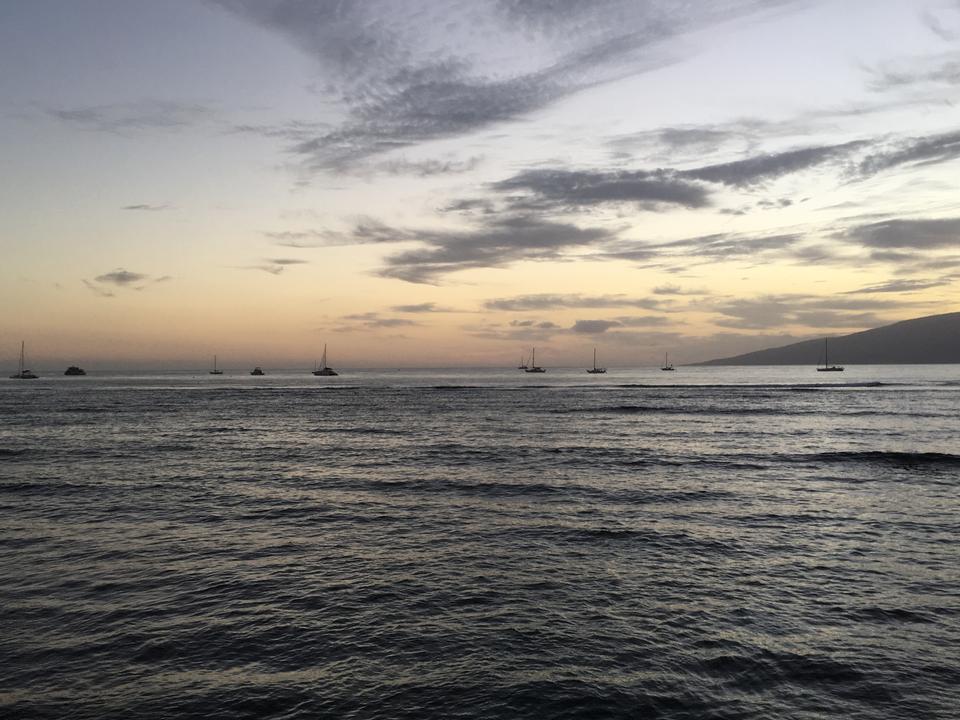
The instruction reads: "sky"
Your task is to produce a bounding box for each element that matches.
[2,0,959,369]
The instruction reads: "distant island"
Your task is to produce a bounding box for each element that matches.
[697,311,960,366]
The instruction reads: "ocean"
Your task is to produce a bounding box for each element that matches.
[2,366,958,719]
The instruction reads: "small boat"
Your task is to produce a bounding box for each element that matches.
[661,352,675,371]
[64,366,86,376]
[517,353,528,370]
[525,348,546,373]
[586,348,606,374]
[9,342,38,379]
[250,366,265,376]
[209,355,223,375]
[816,338,844,372]
[312,344,338,376]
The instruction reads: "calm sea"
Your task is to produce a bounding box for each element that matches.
[2,366,959,719]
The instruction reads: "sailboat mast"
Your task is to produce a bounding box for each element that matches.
[19,341,24,376]
[593,347,597,370]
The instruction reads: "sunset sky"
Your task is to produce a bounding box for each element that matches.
[2,0,959,369]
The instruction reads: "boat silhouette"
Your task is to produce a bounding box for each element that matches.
[586,348,606,374]
[10,342,38,379]
[312,344,338,376]
[817,338,844,372]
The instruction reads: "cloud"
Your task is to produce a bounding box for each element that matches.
[241,258,309,274]
[605,231,804,267]
[390,302,458,313]
[681,141,866,187]
[844,278,953,294]
[46,101,215,134]
[372,155,483,177]
[82,279,115,298]
[838,217,960,249]
[652,284,706,296]
[857,130,960,177]
[122,203,170,211]
[708,294,905,330]
[570,319,622,334]
[83,268,170,296]
[211,0,803,169]
[491,168,710,211]
[484,293,666,311]
[335,312,420,331]
[95,269,149,286]
[375,215,615,283]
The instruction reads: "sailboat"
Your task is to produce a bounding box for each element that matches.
[586,348,606,374]
[661,352,675,371]
[816,338,844,372]
[209,355,223,375]
[9,341,38,379]
[525,347,545,373]
[312,344,338,376]
[517,353,528,370]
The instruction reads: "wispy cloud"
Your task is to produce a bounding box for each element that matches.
[837,217,960,249]
[491,168,710,211]
[484,293,666,311]
[390,302,459,313]
[46,100,216,134]
[682,141,866,187]
[370,215,615,284]
[844,278,953,294]
[83,268,170,297]
[210,0,804,169]
[707,294,912,330]
[122,203,171,212]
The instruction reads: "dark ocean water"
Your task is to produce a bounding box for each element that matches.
[2,366,959,719]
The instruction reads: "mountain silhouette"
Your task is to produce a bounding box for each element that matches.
[698,311,960,365]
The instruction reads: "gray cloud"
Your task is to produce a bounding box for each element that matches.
[46,101,215,134]
[122,203,170,212]
[652,284,706,296]
[845,278,953,294]
[708,294,905,330]
[211,0,802,169]
[390,302,458,313]
[376,215,614,283]
[484,293,666,311]
[570,319,621,334]
[341,312,420,328]
[857,130,960,177]
[95,269,149,286]
[838,217,960,249]
[84,268,170,296]
[682,141,866,187]
[373,156,484,177]
[605,231,803,266]
[82,279,115,298]
[492,168,710,211]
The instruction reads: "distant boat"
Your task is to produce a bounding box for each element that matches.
[64,366,86,376]
[250,366,265,376]
[586,348,606,374]
[9,342,38,379]
[525,347,546,373]
[209,355,223,375]
[312,344,338,376]
[817,338,844,372]
[517,353,528,370]
[661,352,675,371]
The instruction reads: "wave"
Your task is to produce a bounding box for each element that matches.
[801,450,960,467]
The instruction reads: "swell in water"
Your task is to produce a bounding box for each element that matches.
[2,369,958,719]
